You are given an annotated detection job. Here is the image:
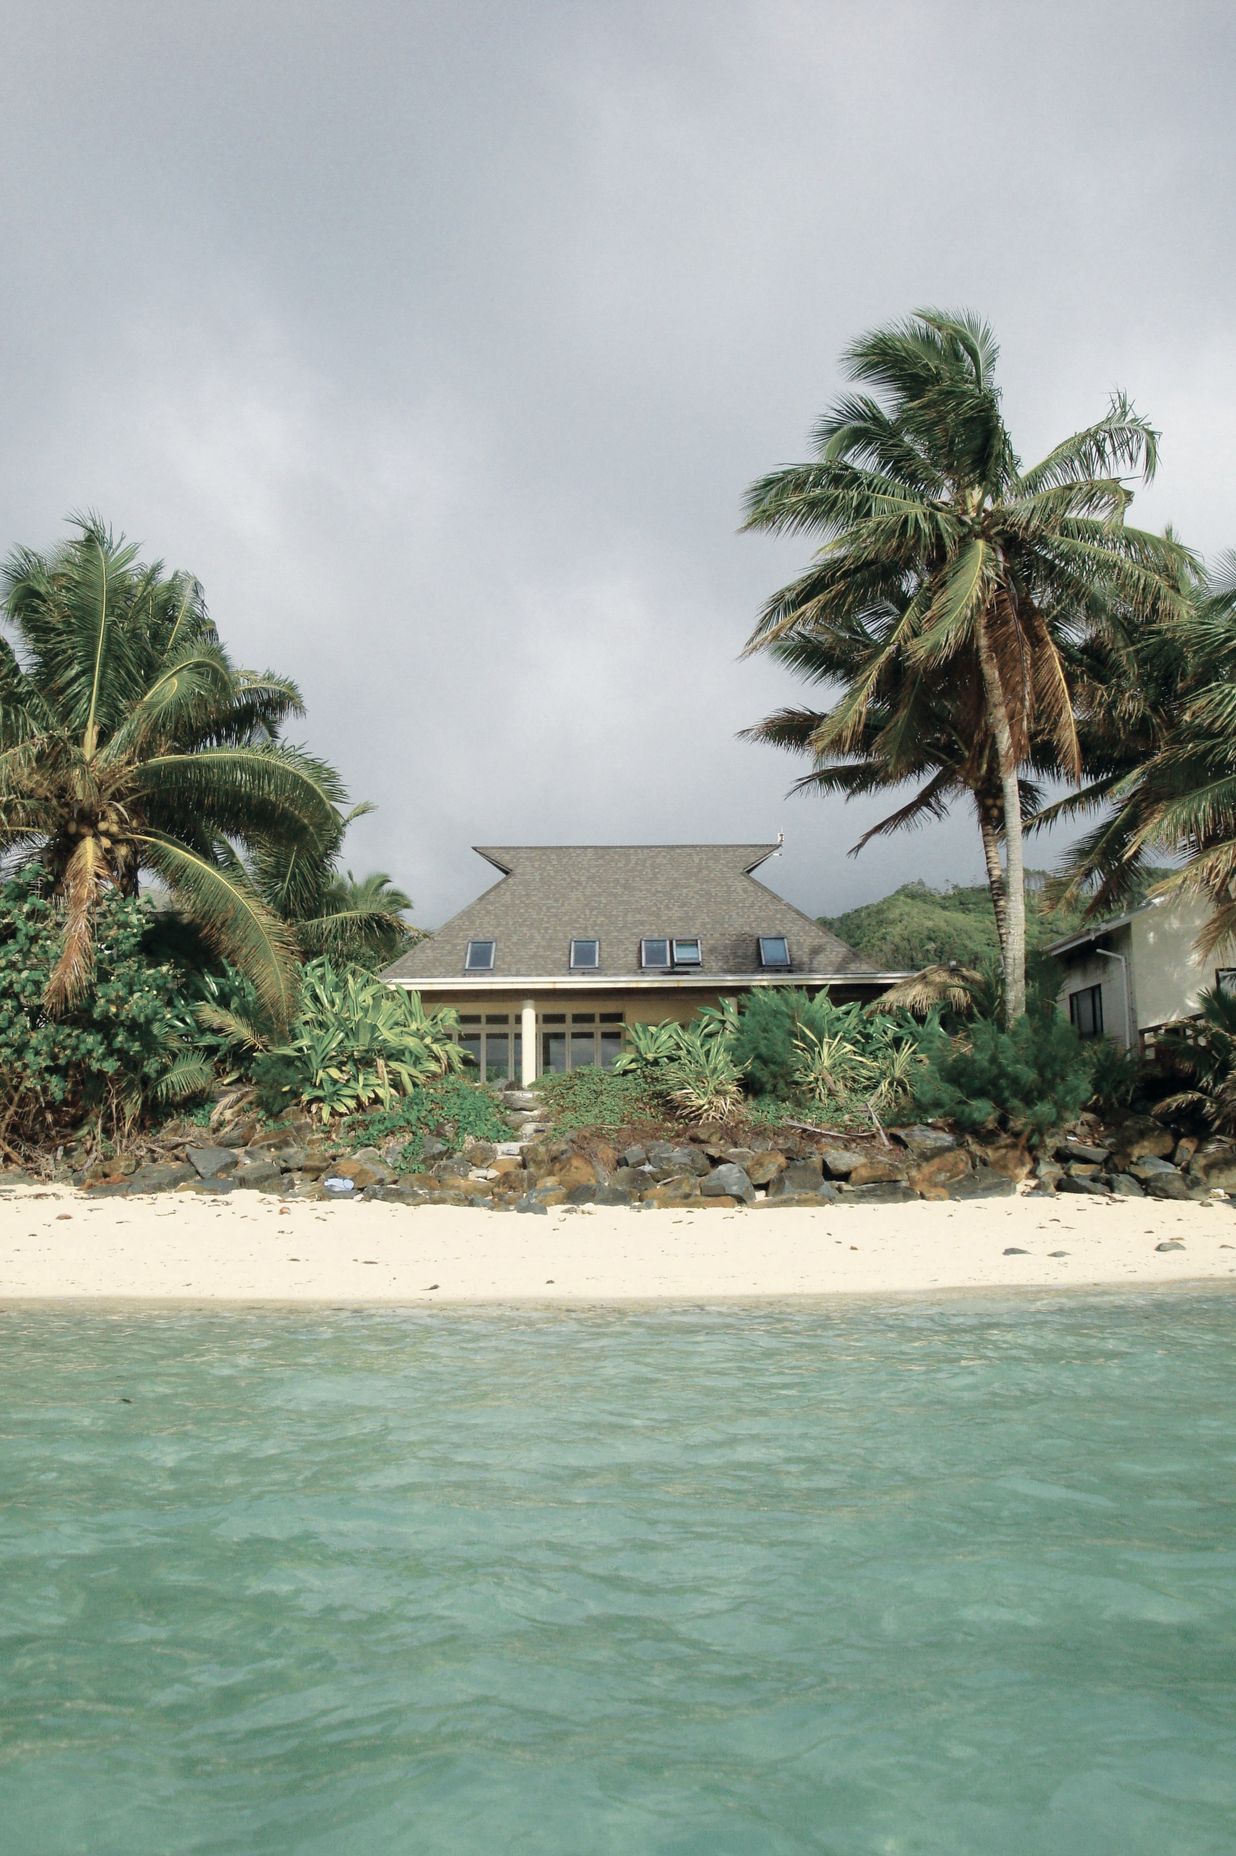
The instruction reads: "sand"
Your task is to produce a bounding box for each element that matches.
[1,1181,1235,1304]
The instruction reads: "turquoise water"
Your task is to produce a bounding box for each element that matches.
[1,1295,1235,1854]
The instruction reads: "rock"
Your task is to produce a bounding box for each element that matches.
[298,1149,336,1178]
[641,1177,702,1207]
[592,1183,635,1207]
[645,1141,676,1168]
[270,1144,309,1172]
[190,1178,235,1196]
[907,1149,972,1196]
[844,1181,916,1203]
[702,1163,756,1205]
[231,1158,283,1189]
[186,1146,238,1180]
[1144,1172,1192,1201]
[1130,1156,1179,1181]
[83,1180,133,1197]
[1032,1162,1064,1193]
[129,1162,195,1193]
[515,1195,548,1214]
[621,1144,648,1169]
[893,1125,960,1158]
[1108,1117,1176,1168]
[980,1136,1035,1181]
[723,1147,756,1170]
[754,1188,841,1208]
[768,1158,823,1196]
[502,1090,539,1113]
[365,1184,428,1205]
[553,1152,603,1192]
[745,1150,787,1187]
[1048,1250,1070,1258]
[1057,1174,1109,1195]
[1003,1247,1030,1255]
[696,1196,741,1209]
[1189,1142,1236,1190]
[848,1157,908,1187]
[1155,1240,1187,1252]
[334,1156,394,1190]
[462,1140,497,1166]
[1173,1136,1199,1168]
[565,1182,598,1205]
[215,1118,259,1148]
[667,1145,710,1178]
[819,1146,864,1179]
[1106,1172,1145,1198]
[1055,1138,1111,1166]
[1066,1162,1103,1179]
[948,1166,1019,1199]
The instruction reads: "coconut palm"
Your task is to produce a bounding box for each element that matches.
[0,514,346,1020]
[743,310,1190,1023]
[1042,554,1236,952]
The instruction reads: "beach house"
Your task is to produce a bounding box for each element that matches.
[1049,892,1236,1053]
[381,842,901,1085]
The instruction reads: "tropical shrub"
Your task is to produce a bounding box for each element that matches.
[791,1013,923,1120]
[615,1012,748,1121]
[343,1077,513,1169]
[1087,1038,1144,1114]
[1152,988,1236,1134]
[729,988,823,1097]
[535,1066,660,1131]
[0,877,208,1149]
[254,959,464,1122]
[911,1013,1094,1140]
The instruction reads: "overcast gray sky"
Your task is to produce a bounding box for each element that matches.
[2,0,1232,927]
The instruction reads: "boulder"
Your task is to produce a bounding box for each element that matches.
[611,1165,650,1193]
[702,1163,756,1205]
[1130,1156,1179,1182]
[231,1158,283,1190]
[270,1144,309,1172]
[1057,1173,1110,1196]
[844,1181,916,1204]
[1108,1117,1175,1169]
[755,1188,841,1208]
[769,1159,825,1197]
[819,1146,864,1179]
[893,1125,960,1159]
[745,1150,787,1187]
[622,1144,648,1169]
[186,1146,238,1180]
[335,1155,395,1190]
[1144,1171,1193,1201]
[1055,1138,1111,1166]
[641,1176,701,1207]
[129,1162,195,1193]
[980,1136,1035,1182]
[907,1149,971,1196]
[848,1157,908,1187]
[592,1183,635,1207]
[215,1117,259,1148]
[1173,1137,1199,1168]
[1106,1173,1145,1198]
[83,1180,133,1197]
[1189,1142,1236,1190]
[189,1177,235,1196]
[365,1184,429,1205]
[515,1195,548,1215]
[948,1166,1018,1200]
[667,1145,711,1178]
[461,1139,497,1166]
[553,1152,603,1192]
[1066,1162,1103,1179]
[723,1147,756,1170]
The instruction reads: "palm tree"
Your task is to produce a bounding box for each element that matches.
[296,869,419,965]
[0,514,346,1020]
[742,616,1055,970]
[743,310,1190,1024]
[1043,554,1236,953]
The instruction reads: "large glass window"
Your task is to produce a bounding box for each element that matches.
[455,1014,519,1080]
[759,935,790,968]
[640,937,670,968]
[570,938,600,969]
[672,937,702,966]
[540,1011,624,1073]
[1069,984,1104,1039]
[465,939,495,971]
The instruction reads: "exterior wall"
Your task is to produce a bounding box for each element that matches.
[1054,895,1236,1049]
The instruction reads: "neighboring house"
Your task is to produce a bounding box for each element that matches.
[381,843,904,1086]
[1049,893,1236,1052]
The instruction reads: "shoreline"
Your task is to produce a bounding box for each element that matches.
[3,1183,1235,1306]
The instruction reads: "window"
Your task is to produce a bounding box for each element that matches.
[640,937,670,968]
[464,939,495,971]
[1069,983,1104,1040]
[540,1010,625,1074]
[570,938,599,969]
[1217,969,1236,996]
[455,1013,520,1081]
[672,937,702,967]
[759,935,790,968]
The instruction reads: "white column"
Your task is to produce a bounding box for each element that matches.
[520,997,537,1086]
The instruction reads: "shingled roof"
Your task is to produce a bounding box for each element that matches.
[382,844,880,983]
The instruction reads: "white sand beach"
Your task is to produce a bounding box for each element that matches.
[1,1183,1234,1303]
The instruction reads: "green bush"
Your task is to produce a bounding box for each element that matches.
[343,1078,513,1170]
[729,989,822,1097]
[0,877,207,1146]
[535,1066,659,1131]
[911,1013,1094,1140]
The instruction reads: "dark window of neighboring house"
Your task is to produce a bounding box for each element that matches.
[641,937,670,968]
[1069,983,1104,1039]
[671,937,702,967]
[570,938,599,969]
[1217,968,1236,996]
[759,935,790,968]
[465,939,495,971]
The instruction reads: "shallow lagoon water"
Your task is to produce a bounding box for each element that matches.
[1,1291,1234,1854]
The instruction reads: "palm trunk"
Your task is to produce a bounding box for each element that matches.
[976,624,1027,1027]
[976,795,1009,965]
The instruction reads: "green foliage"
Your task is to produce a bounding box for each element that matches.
[535,1066,660,1132]
[1087,1039,1145,1115]
[0,877,206,1145]
[615,1012,748,1122]
[729,989,826,1097]
[1152,987,1236,1133]
[344,1076,513,1169]
[821,879,1111,973]
[255,959,465,1123]
[911,1013,1095,1140]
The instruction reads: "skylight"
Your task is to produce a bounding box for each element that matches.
[640,937,670,968]
[759,935,790,968]
[671,937,702,967]
[465,939,495,971]
[570,938,600,969]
